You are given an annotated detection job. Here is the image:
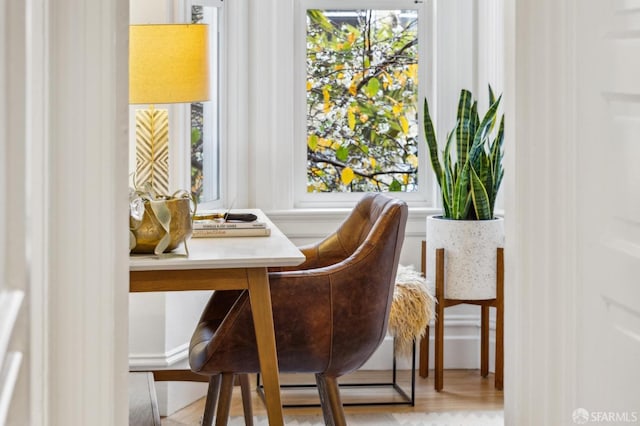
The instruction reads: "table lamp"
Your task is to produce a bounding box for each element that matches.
[129,24,210,195]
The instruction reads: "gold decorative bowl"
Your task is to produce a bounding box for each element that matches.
[130,198,192,253]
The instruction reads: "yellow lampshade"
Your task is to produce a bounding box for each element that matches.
[129,24,210,104]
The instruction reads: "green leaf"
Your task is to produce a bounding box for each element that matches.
[336,145,349,162]
[308,134,318,151]
[467,94,503,166]
[389,179,402,192]
[307,10,335,34]
[365,77,380,98]
[191,128,201,144]
[456,90,473,166]
[452,162,471,219]
[470,166,492,219]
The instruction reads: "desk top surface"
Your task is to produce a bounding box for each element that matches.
[129,209,305,272]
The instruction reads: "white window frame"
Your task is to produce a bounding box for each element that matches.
[177,0,225,210]
[293,0,435,208]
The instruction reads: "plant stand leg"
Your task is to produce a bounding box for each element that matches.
[495,247,504,390]
[419,240,429,378]
[481,305,490,377]
[434,248,445,391]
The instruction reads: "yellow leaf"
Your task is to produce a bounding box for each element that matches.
[323,87,331,114]
[370,157,377,168]
[348,110,356,130]
[407,154,418,168]
[360,114,369,123]
[322,87,330,102]
[334,64,344,71]
[306,81,312,91]
[392,102,404,117]
[399,116,409,135]
[318,137,333,148]
[347,32,356,45]
[341,167,355,185]
[406,64,418,82]
[349,84,357,96]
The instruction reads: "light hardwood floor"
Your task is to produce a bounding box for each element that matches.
[163,369,504,424]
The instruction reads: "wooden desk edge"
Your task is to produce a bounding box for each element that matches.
[129,268,251,292]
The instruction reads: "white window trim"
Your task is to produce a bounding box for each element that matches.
[293,0,435,209]
[173,0,225,210]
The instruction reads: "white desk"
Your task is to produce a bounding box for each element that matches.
[130,210,304,426]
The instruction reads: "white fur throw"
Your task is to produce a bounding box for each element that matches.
[388,265,435,359]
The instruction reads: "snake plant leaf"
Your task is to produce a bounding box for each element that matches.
[443,161,453,218]
[456,90,473,166]
[470,165,492,219]
[423,87,504,220]
[470,101,479,144]
[490,116,505,177]
[478,152,492,191]
[467,95,502,166]
[453,162,471,219]
[442,128,456,218]
[423,98,443,189]
[492,168,504,214]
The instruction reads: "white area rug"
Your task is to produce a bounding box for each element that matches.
[223,411,504,425]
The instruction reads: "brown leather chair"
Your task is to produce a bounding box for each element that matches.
[189,193,408,425]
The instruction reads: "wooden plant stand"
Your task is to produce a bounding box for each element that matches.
[419,245,504,391]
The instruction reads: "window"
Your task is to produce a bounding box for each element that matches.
[187,0,223,207]
[296,0,429,205]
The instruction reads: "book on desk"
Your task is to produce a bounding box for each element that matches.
[192,218,271,238]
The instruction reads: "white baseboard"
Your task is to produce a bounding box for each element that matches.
[128,343,190,370]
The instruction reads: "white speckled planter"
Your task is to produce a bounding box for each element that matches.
[426,215,504,300]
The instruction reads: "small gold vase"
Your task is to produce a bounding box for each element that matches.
[130,198,192,253]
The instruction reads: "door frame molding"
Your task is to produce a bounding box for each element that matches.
[38,0,130,424]
[504,0,579,423]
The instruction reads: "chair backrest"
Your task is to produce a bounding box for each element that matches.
[320,193,408,375]
[293,193,407,271]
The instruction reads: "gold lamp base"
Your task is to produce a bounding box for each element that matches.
[135,105,170,195]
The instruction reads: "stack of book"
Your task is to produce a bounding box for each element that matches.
[192,219,271,238]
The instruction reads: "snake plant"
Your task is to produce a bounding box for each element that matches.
[423,87,504,220]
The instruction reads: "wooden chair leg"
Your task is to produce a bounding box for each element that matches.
[419,325,429,378]
[316,374,346,426]
[214,373,234,426]
[202,375,221,426]
[434,248,445,391]
[239,374,254,426]
[481,305,490,377]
